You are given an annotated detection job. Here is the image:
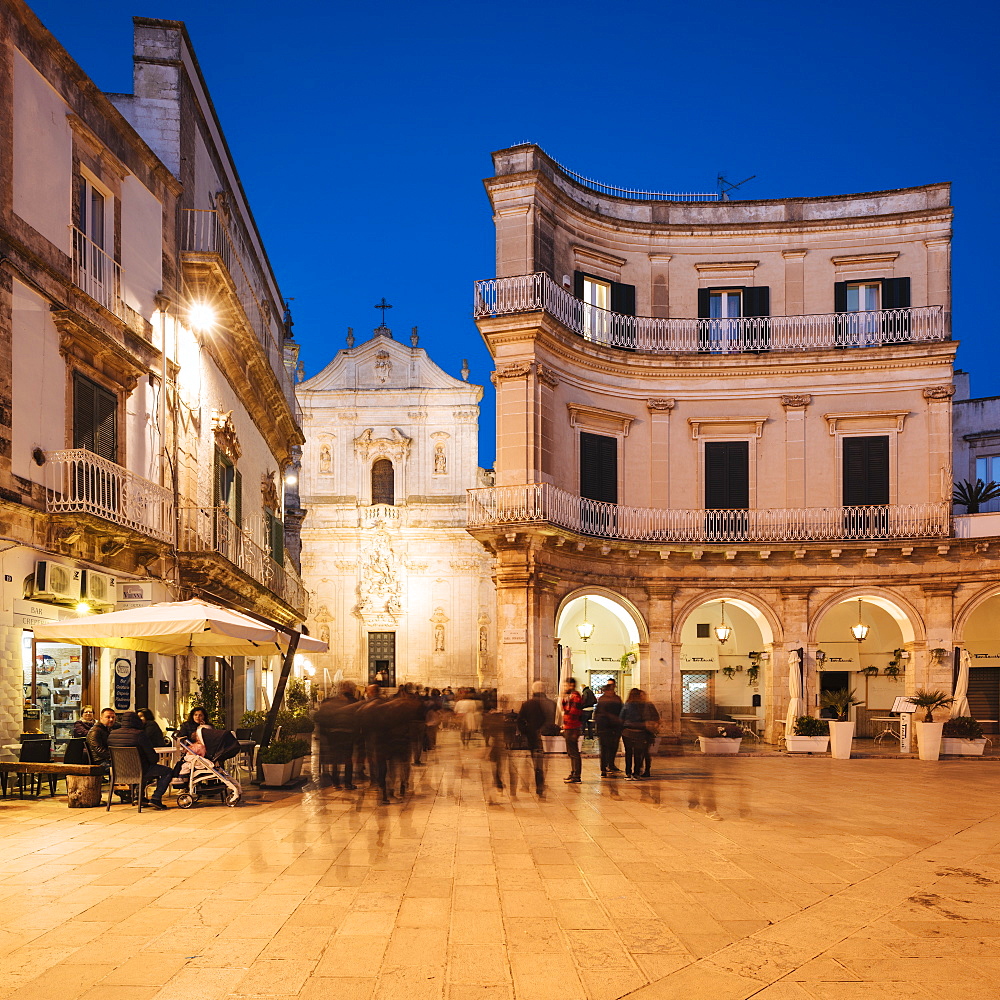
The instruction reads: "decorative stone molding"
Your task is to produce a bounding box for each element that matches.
[922,385,956,400]
[536,364,560,388]
[261,471,280,512]
[688,416,766,440]
[373,350,392,384]
[336,411,358,422]
[646,399,675,411]
[693,260,759,273]
[572,244,627,273]
[831,252,900,266]
[568,402,635,436]
[212,410,242,462]
[824,411,909,435]
[354,427,411,462]
[493,361,534,380]
[780,394,813,409]
[313,605,332,623]
[781,249,808,260]
[356,524,403,626]
[453,410,477,421]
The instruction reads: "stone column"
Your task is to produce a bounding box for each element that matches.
[646,584,676,732]
[781,249,808,316]
[492,362,536,486]
[923,386,956,505]
[781,394,812,507]
[773,589,810,742]
[647,399,675,508]
[917,584,957,694]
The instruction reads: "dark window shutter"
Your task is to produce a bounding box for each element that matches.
[743,286,770,317]
[611,281,636,316]
[573,271,585,299]
[73,373,117,461]
[233,469,243,526]
[705,441,749,510]
[268,511,284,564]
[213,449,225,508]
[834,282,848,313]
[697,288,711,318]
[842,436,889,506]
[881,277,910,309]
[580,432,617,504]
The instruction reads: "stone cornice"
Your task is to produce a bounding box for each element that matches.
[923,385,956,400]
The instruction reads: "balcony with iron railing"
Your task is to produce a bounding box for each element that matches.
[71,228,125,320]
[178,505,307,616]
[467,483,951,543]
[46,449,173,544]
[474,273,948,354]
[182,209,299,418]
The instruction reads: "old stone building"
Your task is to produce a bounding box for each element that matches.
[0,3,306,745]
[470,143,1000,737]
[297,325,494,690]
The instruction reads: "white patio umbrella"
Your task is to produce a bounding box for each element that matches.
[951,648,972,718]
[31,598,327,656]
[785,650,806,731]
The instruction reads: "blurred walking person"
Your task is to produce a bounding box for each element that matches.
[517,681,556,795]
[594,680,624,777]
[454,689,481,748]
[620,688,659,779]
[561,676,583,783]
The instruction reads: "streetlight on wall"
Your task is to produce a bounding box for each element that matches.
[850,598,869,643]
[714,600,732,644]
[189,302,216,332]
[576,598,595,643]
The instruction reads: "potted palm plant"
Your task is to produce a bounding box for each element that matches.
[911,690,955,760]
[785,716,830,753]
[698,723,743,755]
[941,717,988,756]
[820,688,863,759]
[952,478,1000,514]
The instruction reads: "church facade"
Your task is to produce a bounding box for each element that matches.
[297,326,495,691]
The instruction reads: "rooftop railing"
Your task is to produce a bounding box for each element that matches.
[182,209,299,419]
[46,449,173,543]
[71,228,125,319]
[178,505,307,616]
[467,483,951,543]
[474,273,947,353]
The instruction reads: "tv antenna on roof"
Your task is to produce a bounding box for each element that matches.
[717,173,756,201]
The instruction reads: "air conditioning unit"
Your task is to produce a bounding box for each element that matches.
[34,560,81,603]
[82,570,117,607]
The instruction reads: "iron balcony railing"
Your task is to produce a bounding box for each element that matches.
[182,209,299,419]
[178,506,307,616]
[71,228,125,319]
[46,449,173,543]
[467,483,951,543]
[474,273,948,353]
[547,155,718,202]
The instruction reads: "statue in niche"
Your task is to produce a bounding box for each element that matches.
[319,625,330,644]
[433,443,447,474]
[479,626,488,653]
[319,445,332,474]
[434,623,445,652]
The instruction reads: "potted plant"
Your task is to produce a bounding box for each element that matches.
[952,478,1000,514]
[820,688,863,759]
[539,723,565,754]
[911,690,955,760]
[941,717,988,756]
[721,666,736,679]
[785,716,830,753]
[698,723,743,755]
[746,664,760,685]
[259,737,310,786]
[862,665,879,678]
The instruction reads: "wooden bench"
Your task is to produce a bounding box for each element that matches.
[0,762,106,807]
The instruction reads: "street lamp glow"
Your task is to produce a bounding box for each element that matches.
[850,598,869,642]
[75,601,91,615]
[576,598,595,643]
[714,600,732,644]
[189,302,216,331]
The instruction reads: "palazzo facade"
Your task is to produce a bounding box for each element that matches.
[469,144,1000,738]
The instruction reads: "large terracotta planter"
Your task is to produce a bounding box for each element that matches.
[785,735,830,753]
[828,721,855,759]
[916,721,944,760]
[940,737,987,756]
[698,737,742,755]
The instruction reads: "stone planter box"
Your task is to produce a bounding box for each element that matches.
[698,737,742,755]
[828,721,855,759]
[541,735,567,754]
[785,735,830,753]
[940,737,988,756]
[260,761,295,786]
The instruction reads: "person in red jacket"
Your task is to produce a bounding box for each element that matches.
[561,677,584,783]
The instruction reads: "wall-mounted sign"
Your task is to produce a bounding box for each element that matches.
[13,598,79,628]
[116,581,153,611]
[114,657,132,710]
[502,628,527,644]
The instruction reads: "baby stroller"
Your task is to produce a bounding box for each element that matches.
[174,728,243,808]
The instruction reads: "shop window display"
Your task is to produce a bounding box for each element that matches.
[22,634,83,737]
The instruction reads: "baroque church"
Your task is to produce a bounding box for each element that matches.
[296,324,496,691]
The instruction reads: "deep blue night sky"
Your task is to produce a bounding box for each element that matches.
[29,0,997,466]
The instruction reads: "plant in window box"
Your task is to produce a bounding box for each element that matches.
[910,689,955,760]
[952,478,1000,514]
[746,664,760,685]
[620,651,637,670]
[721,666,737,680]
[698,722,743,755]
[941,717,989,756]
[862,665,879,678]
[786,715,830,753]
[819,688,864,759]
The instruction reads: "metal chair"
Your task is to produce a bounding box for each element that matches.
[106,747,157,813]
[18,738,55,797]
[62,738,90,765]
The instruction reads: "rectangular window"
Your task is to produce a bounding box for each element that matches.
[834,278,911,345]
[976,455,1000,485]
[72,372,117,461]
[842,436,889,507]
[580,432,617,504]
[696,623,711,639]
[573,271,636,344]
[846,283,880,312]
[214,448,242,525]
[368,632,396,687]
[265,509,284,565]
[78,177,108,249]
[710,290,742,319]
[704,441,749,510]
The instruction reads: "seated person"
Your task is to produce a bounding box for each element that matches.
[86,708,130,802]
[137,708,167,748]
[176,707,212,740]
[72,705,97,738]
[107,711,173,810]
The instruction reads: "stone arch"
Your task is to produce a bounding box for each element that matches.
[670,590,783,647]
[954,584,1000,644]
[808,587,925,645]
[555,587,649,645]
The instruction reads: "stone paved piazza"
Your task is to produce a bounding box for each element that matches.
[1,735,999,1000]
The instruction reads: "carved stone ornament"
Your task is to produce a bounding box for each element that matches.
[781,394,813,409]
[261,471,281,512]
[374,350,392,384]
[313,604,332,623]
[356,524,404,627]
[493,361,534,381]
[354,427,411,462]
[647,398,675,411]
[430,607,450,624]
[211,410,242,462]
[319,443,332,474]
[923,385,956,400]
[536,364,559,387]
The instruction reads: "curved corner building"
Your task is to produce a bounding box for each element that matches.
[470,143,1000,739]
